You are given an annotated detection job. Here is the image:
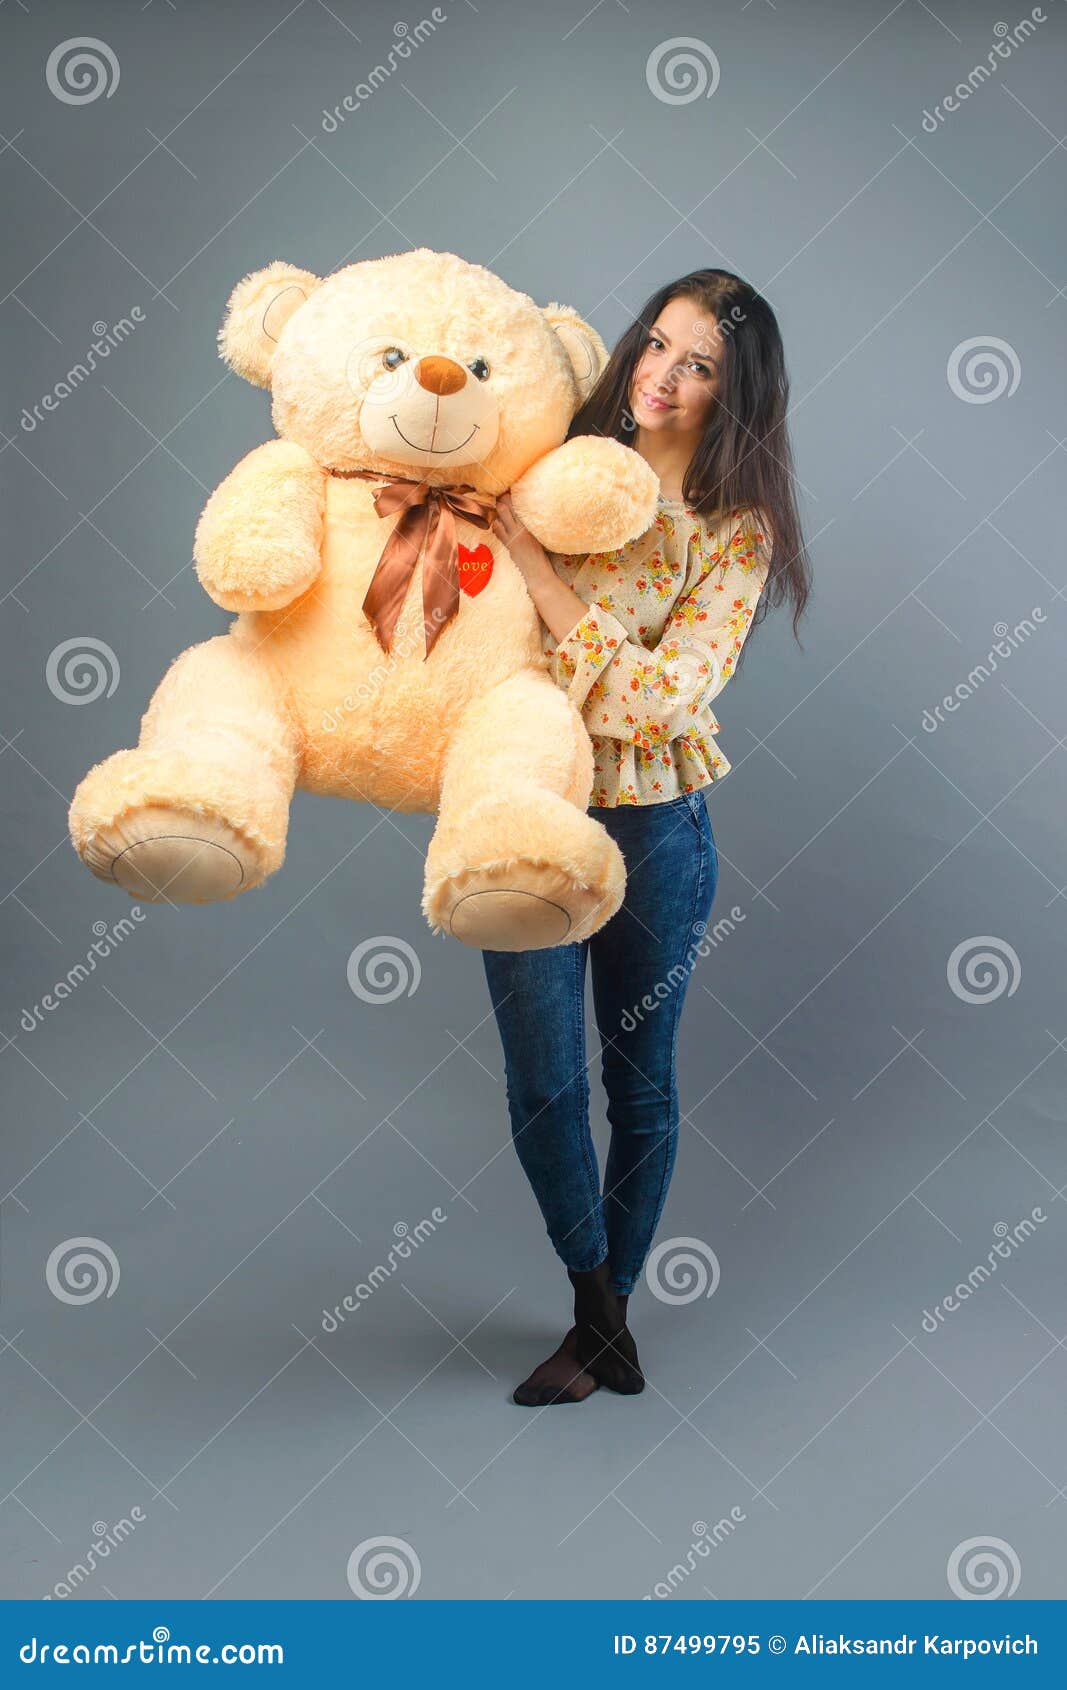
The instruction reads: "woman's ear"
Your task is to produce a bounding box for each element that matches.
[218,260,322,389]
[542,302,609,404]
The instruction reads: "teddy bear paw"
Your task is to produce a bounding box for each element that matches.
[423,792,627,950]
[435,861,602,950]
[76,804,264,905]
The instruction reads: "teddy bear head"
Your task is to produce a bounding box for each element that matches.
[216,248,609,494]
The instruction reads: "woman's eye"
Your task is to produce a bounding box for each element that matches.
[468,356,490,380]
[648,337,664,350]
[382,347,407,369]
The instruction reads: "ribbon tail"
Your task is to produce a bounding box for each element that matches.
[361,508,425,653]
[420,503,460,660]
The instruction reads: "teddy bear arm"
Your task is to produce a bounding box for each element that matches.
[509,436,659,557]
[193,439,326,612]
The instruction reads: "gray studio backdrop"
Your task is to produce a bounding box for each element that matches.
[3,0,1065,1603]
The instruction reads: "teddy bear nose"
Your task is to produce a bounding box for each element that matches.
[415,355,468,396]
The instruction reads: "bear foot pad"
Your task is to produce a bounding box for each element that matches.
[440,861,604,951]
[84,805,258,904]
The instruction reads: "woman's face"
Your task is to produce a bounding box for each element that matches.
[628,294,722,436]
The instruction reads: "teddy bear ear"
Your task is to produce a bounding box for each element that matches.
[542,302,610,404]
[217,260,322,389]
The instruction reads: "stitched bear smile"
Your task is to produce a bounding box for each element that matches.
[390,417,480,455]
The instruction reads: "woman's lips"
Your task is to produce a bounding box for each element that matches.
[639,390,674,412]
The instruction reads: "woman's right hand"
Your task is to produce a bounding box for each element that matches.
[490,491,553,583]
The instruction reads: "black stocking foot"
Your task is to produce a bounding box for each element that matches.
[569,1261,645,1395]
[512,1325,599,1406]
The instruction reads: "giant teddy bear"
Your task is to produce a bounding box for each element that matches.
[67,249,659,950]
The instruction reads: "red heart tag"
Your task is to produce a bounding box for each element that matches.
[458,542,494,597]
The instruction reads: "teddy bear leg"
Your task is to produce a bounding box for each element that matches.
[423,671,627,951]
[68,634,301,905]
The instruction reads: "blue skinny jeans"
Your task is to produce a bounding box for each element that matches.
[481,789,718,1296]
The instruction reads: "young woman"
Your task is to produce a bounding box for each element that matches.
[486,268,811,1407]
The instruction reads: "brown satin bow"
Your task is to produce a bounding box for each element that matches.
[331,467,498,659]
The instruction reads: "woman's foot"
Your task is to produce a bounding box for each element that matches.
[513,1325,599,1406]
[569,1261,645,1395]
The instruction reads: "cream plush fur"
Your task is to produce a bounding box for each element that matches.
[68,249,659,950]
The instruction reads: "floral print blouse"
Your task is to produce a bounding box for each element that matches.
[542,498,771,808]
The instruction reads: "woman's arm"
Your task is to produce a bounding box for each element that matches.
[491,491,591,643]
[492,494,771,749]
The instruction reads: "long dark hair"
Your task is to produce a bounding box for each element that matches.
[568,269,811,648]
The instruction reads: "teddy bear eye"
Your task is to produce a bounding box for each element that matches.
[468,356,490,381]
[382,347,407,370]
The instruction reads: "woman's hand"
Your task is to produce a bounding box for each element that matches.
[490,491,551,582]
[491,489,593,643]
